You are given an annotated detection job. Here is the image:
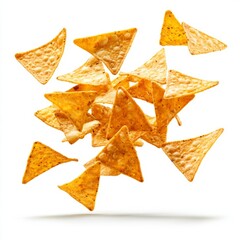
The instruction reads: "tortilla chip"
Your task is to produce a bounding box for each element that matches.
[162,128,224,181]
[106,87,152,139]
[55,111,100,144]
[160,10,188,46]
[58,161,101,211]
[164,70,219,98]
[15,28,66,84]
[74,28,137,74]
[182,22,227,55]
[127,77,153,103]
[141,126,167,148]
[94,125,143,182]
[123,48,167,84]
[57,56,111,86]
[22,141,78,184]
[34,105,62,130]
[44,91,97,131]
[91,104,112,122]
[152,81,194,129]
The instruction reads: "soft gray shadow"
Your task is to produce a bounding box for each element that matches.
[27,212,223,222]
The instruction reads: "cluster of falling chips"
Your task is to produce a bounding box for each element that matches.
[16,10,226,211]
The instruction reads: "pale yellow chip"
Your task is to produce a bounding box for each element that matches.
[162,128,224,181]
[22,141,78,184]
[55,111,100,144]
[74,28,137,75]
[15,28,66,84]
[57,56,111,86]
[160,10,188,46]
[152,81,195,129]
[59,161,101,211]
[44,91,97,131]
[106,87,152,139]
[94,125,143,182]
[127,77,153,103]
[164,70,219,98]
[182,22,227,55]
[122,48,167,84]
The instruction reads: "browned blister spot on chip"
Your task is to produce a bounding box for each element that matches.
[15,28,66,84]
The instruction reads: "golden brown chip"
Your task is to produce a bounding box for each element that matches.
[55,111,100,144]
[57,57,111,86]
[141,126,167,148]
[22,141,78,184]
[160,10,188,46]
[58,161,101,211]
[74,28,137,75]
[162,128,224,181]
[122,48,167,84]
[182,22,227,55]
[15,28,66,84]
[44,91,97,131]
[93,125,143,182]
[34,105,62,130]
[106,87,152,139]
[152,81,194,129]
[127,77,153,103]
[164,70,219,98]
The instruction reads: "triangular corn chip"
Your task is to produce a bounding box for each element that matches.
[162,128,224,181]
[55,111,100,144]
[160,10,188,46]
[106,87,152,139]
[123,48,167,84]
[73,28,137,74]
[94,126,143,182]
[44,91,97,131]
[182,22,227,55]
[152,81,194,129]
[164,70,219,98]
[34,105,62,130]
[58,161,101,211]
[128,77,153,103]
[15,28,66,84]
[22,141,78,184]
[57,57,111,86]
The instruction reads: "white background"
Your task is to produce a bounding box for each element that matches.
[0,0,239,239]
